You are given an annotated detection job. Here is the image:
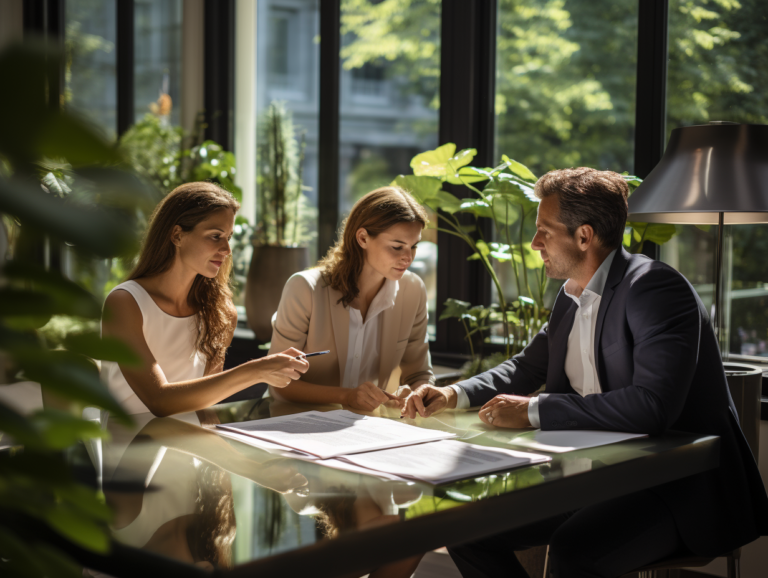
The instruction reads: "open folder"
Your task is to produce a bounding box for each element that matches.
[216,410,456,459]
[216,410,551,484]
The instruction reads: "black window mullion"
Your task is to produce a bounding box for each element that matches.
[116,0,135,137]
[203,0,235,152]
[634,0,669,260]
[317,0,341,258]
[434,0,497,359]
[23,0,64,110]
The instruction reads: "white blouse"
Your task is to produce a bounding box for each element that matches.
[341,279,398,389]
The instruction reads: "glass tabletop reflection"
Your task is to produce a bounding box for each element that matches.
[94,397,717,572]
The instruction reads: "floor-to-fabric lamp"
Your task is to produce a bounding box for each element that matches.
[627,122,768,356]
[628,123,767,455]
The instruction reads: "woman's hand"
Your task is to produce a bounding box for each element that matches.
[254,348,309,388]
[344,381,399,411]
[383,385,412,409]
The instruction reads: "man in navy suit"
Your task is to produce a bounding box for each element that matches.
[403,168,768,577]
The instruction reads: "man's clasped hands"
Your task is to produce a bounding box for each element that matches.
[393,384,532,429]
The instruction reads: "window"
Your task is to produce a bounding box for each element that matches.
[662,0,768,359]
[134,0,182,126]
[65,0,117,139]
[256,0,320,260]
[493,0,639,316]
[339,0,441,339]
[268,7,300,88]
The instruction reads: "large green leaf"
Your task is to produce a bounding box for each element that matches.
[626,222,678,246]
[44,504,111,553]
[423,190,463,214]
[501,155,538,183]
[0,178,137,258]
[55,482,112,523]
[390,174,442,204]
[39,113,122,167]
[18,350,129,420]
[484,174,539,209]
[511,243,545,270]
[410,144,476,178]
[0,290,55,328]
[2,261,102,319]
[70,166,160,213]
[64,332,141,366]
[457,198,494,219]
[622,174,643,192]
[0,527,82,578]
[31,410,109,450]
[487,194,522,225]
[445,166,494,185]
[467,239,492,262]
[0,403,46,449]
[439,298,471,321]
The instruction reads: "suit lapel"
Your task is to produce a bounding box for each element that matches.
[548,296,577,392]
[378,296,404,390]
[328,286,349,386]
[594,248,631,380]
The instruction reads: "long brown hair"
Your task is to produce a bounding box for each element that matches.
[129,182,240,366]
[318,186,428,306]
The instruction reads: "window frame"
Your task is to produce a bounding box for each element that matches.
[53,0,681,360]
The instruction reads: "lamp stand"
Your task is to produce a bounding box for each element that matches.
[713,212,727,360]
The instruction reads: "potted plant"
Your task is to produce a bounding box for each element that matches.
[393,144,677,377]
[245,101,314,341]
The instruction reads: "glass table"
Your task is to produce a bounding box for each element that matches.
[87,397,720,577]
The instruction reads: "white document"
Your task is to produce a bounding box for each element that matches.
[339,439,551,484]
[216,410,455,459]
[506,430,648,453]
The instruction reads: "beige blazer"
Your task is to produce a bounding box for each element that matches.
[268,269,434,393]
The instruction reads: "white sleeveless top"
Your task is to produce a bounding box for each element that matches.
[100,280,207,415]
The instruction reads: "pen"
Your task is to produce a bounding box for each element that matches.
[295,350,331,359]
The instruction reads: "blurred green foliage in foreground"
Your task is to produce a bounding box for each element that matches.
[0,42,147,577]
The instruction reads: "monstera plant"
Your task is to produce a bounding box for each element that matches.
[393,144,677,376]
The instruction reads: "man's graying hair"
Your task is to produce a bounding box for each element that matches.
[534,167,629,250]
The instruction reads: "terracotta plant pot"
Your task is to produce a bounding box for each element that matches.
[245,245,310,342]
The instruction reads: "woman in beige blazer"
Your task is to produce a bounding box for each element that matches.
[269,186,435,411]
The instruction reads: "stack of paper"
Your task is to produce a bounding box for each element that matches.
[506,429,647,453]
[216,410,551,484]
[217,410,456,459]
[335,439,551,484]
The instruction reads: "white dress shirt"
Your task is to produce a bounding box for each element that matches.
[342,279,399,389]
[450,250,617,428]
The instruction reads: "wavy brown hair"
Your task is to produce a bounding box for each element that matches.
[318,186,428,306]
[129,182,239,367]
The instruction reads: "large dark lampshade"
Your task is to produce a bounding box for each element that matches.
[627,122,768,357]
[628,123,768,224]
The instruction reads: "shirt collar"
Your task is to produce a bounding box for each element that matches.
[563,249,617,306]
[354,278,399,322]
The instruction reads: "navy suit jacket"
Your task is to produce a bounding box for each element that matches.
[459,248,768,555]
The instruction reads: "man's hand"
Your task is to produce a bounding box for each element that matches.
[344,381,399,411]
[479,395,531,429]
[401,384,456,419]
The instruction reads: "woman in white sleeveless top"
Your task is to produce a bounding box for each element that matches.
[101,182,308,416]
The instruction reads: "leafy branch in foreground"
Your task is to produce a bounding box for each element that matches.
[0,42,144,577]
